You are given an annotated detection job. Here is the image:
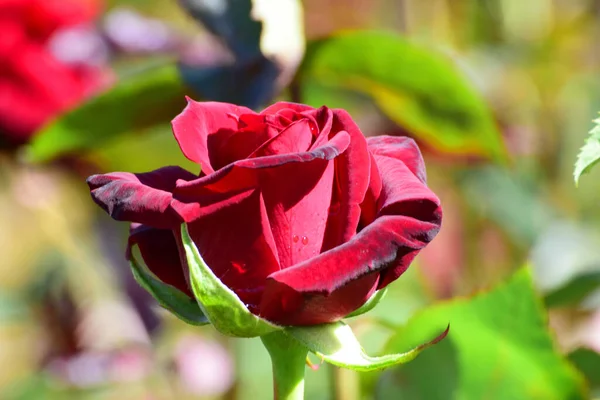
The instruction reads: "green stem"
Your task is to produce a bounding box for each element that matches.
[260,331,309,400]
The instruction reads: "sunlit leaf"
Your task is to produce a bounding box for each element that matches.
[285,321,448,372]
[574,117,600,186]
[26,64,187,163]
[379,268,586,400]
[297,31,506,161]
[459,166,555,246]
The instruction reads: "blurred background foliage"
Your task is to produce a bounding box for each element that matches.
[2,0,600,398]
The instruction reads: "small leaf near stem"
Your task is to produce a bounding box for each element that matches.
[129,256,209,326]
[181,223,281,337]
[287,321,449,372]
[261,331,309,400]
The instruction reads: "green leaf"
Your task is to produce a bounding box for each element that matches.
[297,31,506,162]
[345,288,388,318]
[285,321,448,372]
[129,256,208,326]
[568,348,600,388]
[25,64,187,163]
[544,270,600,308]
[180,224,281,337]
[379,268,586,400]
[574,117,600,186]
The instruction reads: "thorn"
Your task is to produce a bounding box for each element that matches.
[306,356,321,371]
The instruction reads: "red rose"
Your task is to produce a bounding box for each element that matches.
[0,0,104,144]
[87,100,442,326]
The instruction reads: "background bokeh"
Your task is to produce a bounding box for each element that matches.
[1,0,600,399]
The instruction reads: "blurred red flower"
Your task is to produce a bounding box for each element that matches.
[0,0,107,145]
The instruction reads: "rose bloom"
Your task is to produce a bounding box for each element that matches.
[88,101,442,326]
[0,0,105,145]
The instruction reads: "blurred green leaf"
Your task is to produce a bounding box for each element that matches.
[568,348,600,388]
[0,291,30,322]
[297,31,506,161]
[459,166,555,245]
[380,268,586,400]
[544,270,600,308]
[91,124,196,172]
[574,117,600,186]
[26,64,187,163]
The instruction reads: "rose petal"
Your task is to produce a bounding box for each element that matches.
[250,118,314,158]
[260,102,315,115]
[175,132,351,269]
[210,113,292,170]
[259,213,440,325]
[176,189,281,309]
[259,147,335,269]
[171,99,254,174]
[359,153,382,228]
[304,106,333,148]
[370,147,442,288]
[174,131,351,196]
[127,223,192,297]
[87,166,199,229]
[258,143,441,325]
[321,109,371,251]
[259,271,380,325]
[367,136,427,183]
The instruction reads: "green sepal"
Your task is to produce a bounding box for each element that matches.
[181,224,282,337]
[129,255,209,326]
[345,288,388,318]
[285,321,448,372]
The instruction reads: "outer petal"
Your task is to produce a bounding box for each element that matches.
[259,213,439,325]
[367,136,427,183]
[127,223,192,297]
[321,109,371,251]
[171,99,254,174]
[370,141,442,288]
[87,166,199,229]
[258,137,441,326]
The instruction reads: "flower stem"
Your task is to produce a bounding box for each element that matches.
[260,331,309,400]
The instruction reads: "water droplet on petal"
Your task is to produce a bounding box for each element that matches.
[231,261,246,273]
[301,236,309,245]
[292,235,299,243]
[309,122,318,135]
